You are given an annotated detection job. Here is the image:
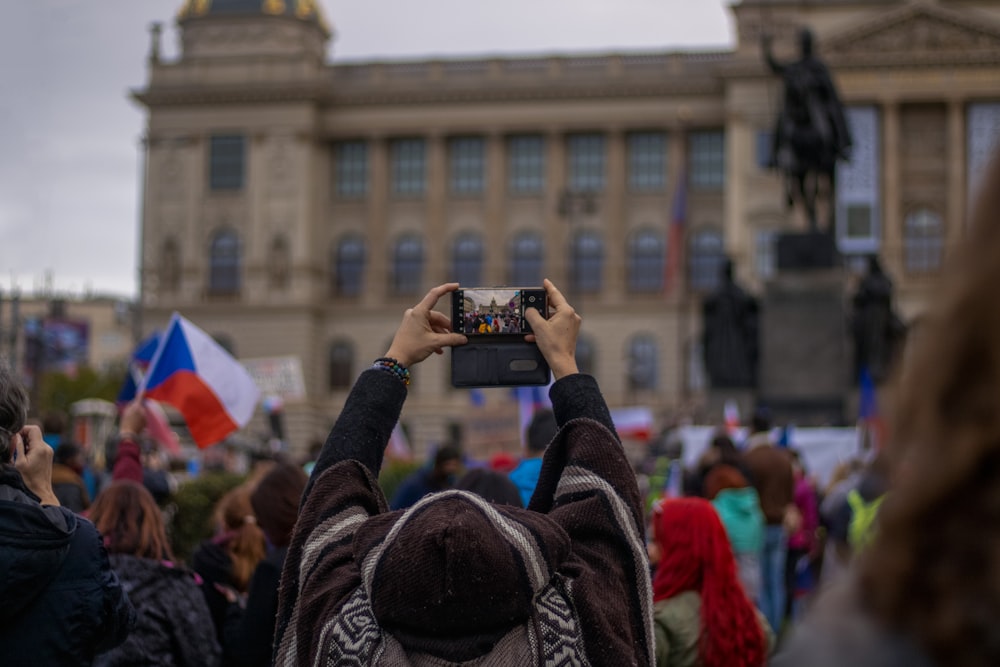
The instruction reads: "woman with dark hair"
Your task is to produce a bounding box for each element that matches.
[651,497,772,667]
[90,481,220,666]
[775,149,1000,667]
[220,462,307,667]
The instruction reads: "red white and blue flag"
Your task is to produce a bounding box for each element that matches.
[139,313,260,448]
[857,366,885,456]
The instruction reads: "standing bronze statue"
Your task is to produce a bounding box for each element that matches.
[702,260,759,389]
[763,28,853,233]
[851,256,905,384]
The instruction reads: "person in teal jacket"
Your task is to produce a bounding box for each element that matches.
[705,464,765,605]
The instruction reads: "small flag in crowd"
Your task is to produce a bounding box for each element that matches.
[386,422,412,461]
[723,399,740,435]
[139,313,260,448]
[664,459,684,499]
[117,332,162,405]
[610,406,654,441]
[858,366,885,455]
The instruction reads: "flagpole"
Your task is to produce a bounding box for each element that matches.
[136,311,179,398]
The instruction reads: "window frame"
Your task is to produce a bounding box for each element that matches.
[209,134,246,191]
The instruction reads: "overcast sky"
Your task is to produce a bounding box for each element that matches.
[0,0,733,300]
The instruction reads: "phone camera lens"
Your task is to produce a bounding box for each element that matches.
[528,296,536,303]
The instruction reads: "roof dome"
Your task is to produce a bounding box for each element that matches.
[178,0,329,30]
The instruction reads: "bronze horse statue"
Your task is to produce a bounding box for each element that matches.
[764,29,852,233]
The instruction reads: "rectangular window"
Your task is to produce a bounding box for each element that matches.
[449,137,485,195]
[390,138,426,196]
[627,132,667,192]
[209,135,245,191]
[689,130,725,189]
[335,140,368,198]
[755,229,778,280]
[836,107,881,254]
[567,134,605,192]
[508,135,545,194]
[755,130,774,170]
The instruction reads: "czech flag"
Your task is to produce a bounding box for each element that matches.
[140,313,260,448]
[116,332,162,405]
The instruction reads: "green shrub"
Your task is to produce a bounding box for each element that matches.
[168,472,245,564]
[378,459,422,504]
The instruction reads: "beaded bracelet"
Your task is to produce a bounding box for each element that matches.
[372,357,411,386]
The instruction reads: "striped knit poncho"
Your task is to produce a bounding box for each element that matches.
[273,370,653,667]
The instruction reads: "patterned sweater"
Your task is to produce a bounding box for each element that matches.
[273,370,654,666]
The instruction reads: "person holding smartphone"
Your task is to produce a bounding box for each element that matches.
[0,363,135,666]
[272,279,654,667]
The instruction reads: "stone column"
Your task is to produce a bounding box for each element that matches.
[366,135,388,306]
[606,127,626,300]
[946,99,966,250]
[882,101,901,274]
[545,129,567,287]
[485,131,506,284]
[426,132,447,286]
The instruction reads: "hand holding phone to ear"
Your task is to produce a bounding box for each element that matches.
[14,425,60,506]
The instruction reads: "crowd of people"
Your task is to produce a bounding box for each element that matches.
[461,310,522,334]
[3,150,1000,665]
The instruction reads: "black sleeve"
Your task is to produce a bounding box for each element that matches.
[222,560,282,667]
[548,374,619,442]
[304,368,407,500]
[88,521,136,653]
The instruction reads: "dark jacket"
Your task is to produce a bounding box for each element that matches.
[95,553,220,667]
[191,538,237,643]
[0,466,135,666]
[273,370,655,667]
[221,546,287,667]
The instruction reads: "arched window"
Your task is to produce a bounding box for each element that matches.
[161,238,180,293]
[269,235,290,290]
[334,235,366,296]
[903,208,944,274]
[393,234,424,295]
[570,230,604,293]
[209,230,241,295]
[329,340,354,390]
[576,335,596,377]
[451,233,483,285]
[509,232,544,286]
[687,229,725,292]
[628,334,658,391]
[628,229,664,292]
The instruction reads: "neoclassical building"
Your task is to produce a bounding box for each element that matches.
[135,0,1000,454]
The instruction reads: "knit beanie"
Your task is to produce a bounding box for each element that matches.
[354,490,571,641]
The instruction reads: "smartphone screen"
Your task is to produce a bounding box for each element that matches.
[452,287,546,336]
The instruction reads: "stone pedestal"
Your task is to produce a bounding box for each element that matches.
[758,270,850,426]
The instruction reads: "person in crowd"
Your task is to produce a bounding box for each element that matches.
[816,457,864,589]
[455,466,523,507]
[0,363,135,666]
[52,441,91,513]
[191,482,267,642]
[704,464,765,603]
[775,149,1000,666]
[742,409,795,633]
[508,408,558,506]
[785,450,819,622]
[651,497,772,667]
[687,432,753,498]
[272,281,654,666]
[220,462,306,667]
[90,480,220,667]
[389,443,462,510]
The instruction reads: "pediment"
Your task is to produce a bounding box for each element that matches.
[824,2,1000,66]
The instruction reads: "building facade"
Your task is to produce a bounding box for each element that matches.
[135,0,1000,454]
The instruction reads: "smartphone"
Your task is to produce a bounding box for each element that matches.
[451,287,547,336]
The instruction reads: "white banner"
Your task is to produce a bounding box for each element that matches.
[241,356,306,401]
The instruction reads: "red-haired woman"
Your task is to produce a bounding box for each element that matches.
[90,481,220,667]
[652,497,773,667]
